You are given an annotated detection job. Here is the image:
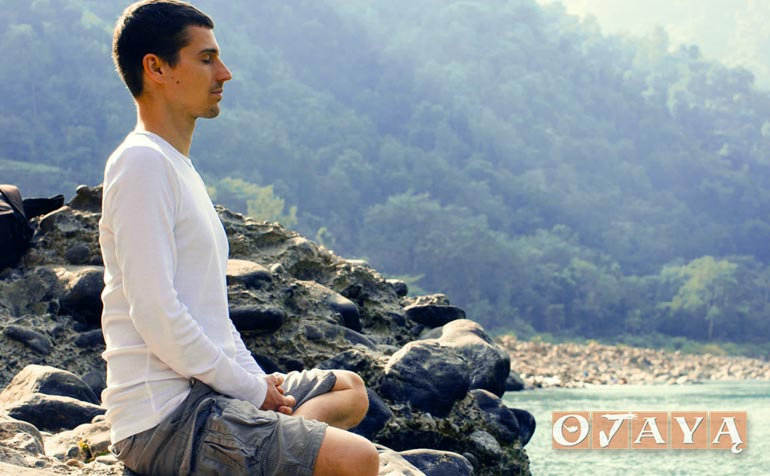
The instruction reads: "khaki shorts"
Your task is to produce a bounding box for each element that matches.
[113,369,337,476]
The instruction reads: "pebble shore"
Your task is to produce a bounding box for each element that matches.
[499,336,770,388]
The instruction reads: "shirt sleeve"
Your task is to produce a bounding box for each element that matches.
[102,146,267,408]
[229,318,266,376]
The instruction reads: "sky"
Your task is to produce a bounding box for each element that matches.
[538,0,770,89]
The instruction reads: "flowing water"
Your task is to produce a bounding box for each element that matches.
[504,381,770,475]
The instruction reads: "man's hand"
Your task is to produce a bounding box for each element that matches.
[260,373,296,415]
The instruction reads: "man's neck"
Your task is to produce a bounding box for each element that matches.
[134,98,195,157]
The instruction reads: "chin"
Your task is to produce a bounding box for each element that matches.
[200,107,221,119]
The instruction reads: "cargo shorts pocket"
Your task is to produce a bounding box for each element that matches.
[195,400,275,475]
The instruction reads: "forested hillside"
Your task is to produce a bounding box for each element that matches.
[3,0,770,352]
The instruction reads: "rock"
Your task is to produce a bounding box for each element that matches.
[436,320,510,397]
[3,393,105,433]
[0,413,45,457]
[68,185,102,213]
[44,420,111,462]
[351,388,393,440]
[469,430,503,460]
[325,292,361,332]
[0,365,99,405]
[226,259,272,288]
[376,446,426,476]
[380,340,469,417]
[4,325,53,355]
[511,408,536,447]
[303,321,377,349]
[64,245,90,265]
[404,304,466,328]
[81,371,106,400]
[316,348,382,384]
[399,449,474,476]
[506,369,526,392]
[386,279,409,297]
[229,305,285,333]
[404,294,450,306]
[74,329,104,349]
[470,389,520,444]
[55,266,104,328]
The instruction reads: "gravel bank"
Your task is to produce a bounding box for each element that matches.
[499,336,770,388]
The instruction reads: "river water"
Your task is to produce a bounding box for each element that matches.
[504,381,770,475]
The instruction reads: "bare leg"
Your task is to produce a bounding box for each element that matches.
[313,426,379,476]
[293,370,369,429]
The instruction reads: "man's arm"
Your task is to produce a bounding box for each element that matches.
[103,147,267,407]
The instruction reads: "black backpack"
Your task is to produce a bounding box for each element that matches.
[1,184,64,270]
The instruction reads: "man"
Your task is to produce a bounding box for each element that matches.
[99,1,379,474]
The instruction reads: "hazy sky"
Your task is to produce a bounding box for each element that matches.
[538,0,770,89]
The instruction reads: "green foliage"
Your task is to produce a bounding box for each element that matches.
[3,0,770,348]
[210,177,298,228]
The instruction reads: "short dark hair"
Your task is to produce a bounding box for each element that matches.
[113,0,214,97]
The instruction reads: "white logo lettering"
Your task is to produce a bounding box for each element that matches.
[599,413,635,448]
[674,416,703,444]
[712,417,744,454]
[634,417,665,444]
[553,414,590,447]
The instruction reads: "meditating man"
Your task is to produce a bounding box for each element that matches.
[99,1,379,474]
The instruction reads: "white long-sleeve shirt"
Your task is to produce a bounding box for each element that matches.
[99,131,267,444]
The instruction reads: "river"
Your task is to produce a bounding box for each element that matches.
[504,381,770,475]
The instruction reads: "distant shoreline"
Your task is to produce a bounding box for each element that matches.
[498,335,770,389]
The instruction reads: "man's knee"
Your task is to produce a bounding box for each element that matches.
[333,370,369,423]
[314,427,379,476]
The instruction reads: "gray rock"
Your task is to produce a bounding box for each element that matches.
[469,430,503,460]
[226,259,272,288]
[350,388,393,440]
[74,329,104,348]
[0,365,99,405]
[470,389,520,444]
[399,449,474,476]
[304,321,377,349]
[68,185,102,213]
[325,292,361,332]
[4,325,53,355]
[376,445,426,476]
[64,244,90,265]
[404,304,466,328]
[44,420,111,462]
[0,413,44,457]
[386,279,409,297]
[316,348,382,383]
[3,393,105,433]
[81,371,106,400]
[229,305,285,333]
[380,340,469,417]
[506,369,526,392]
[511,408,536,447]
[55,266,104,328]
[436,320,510,397]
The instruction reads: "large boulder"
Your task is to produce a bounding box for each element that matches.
[435,320,510,397]
[380,340,470,417]
[0,365,99,405]
[3,393,104,433]
[400,449,474,476]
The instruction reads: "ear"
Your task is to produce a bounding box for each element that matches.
[142,53,167,87]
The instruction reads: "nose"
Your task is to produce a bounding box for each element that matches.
[218,59,233,82]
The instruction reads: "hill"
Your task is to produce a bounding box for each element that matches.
[2,0,770,350]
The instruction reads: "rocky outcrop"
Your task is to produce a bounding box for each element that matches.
[0,186,533,476]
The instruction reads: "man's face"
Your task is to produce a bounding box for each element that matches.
[166,25,232,119]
